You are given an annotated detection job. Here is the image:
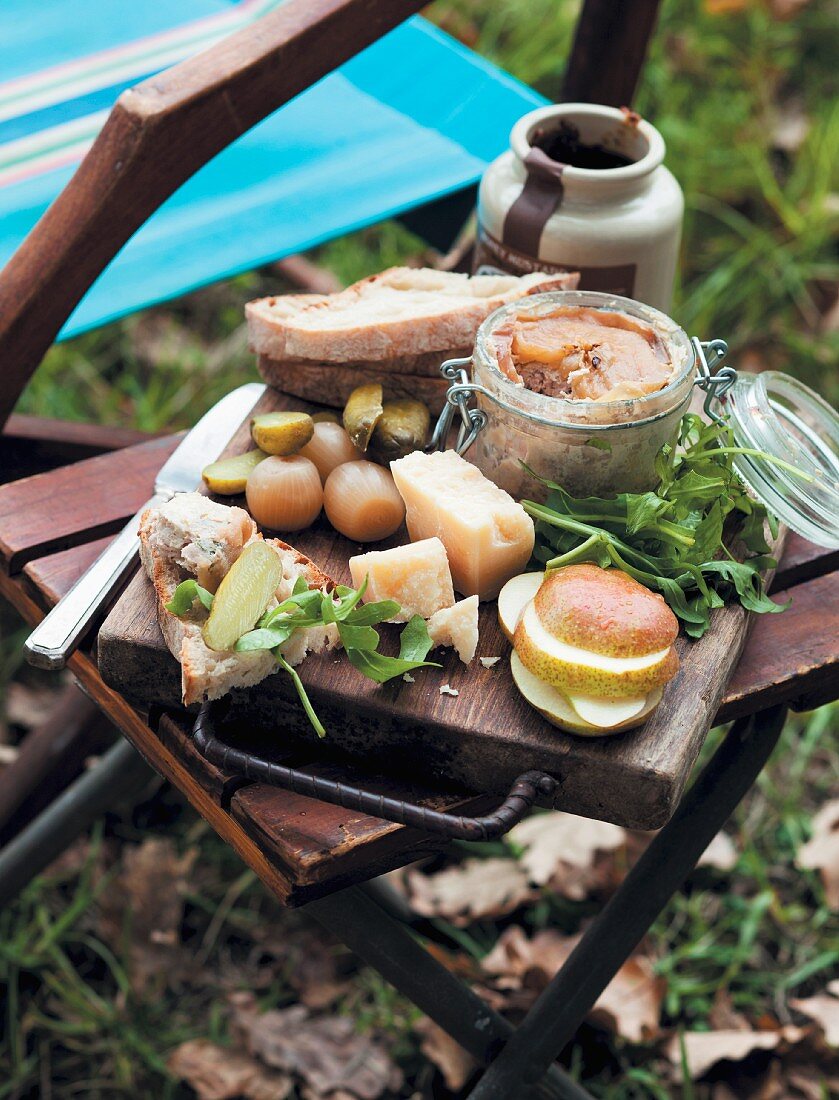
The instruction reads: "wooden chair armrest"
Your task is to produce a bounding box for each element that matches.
[0,0,425,427]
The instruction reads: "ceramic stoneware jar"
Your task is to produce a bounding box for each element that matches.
[475,103,684,313]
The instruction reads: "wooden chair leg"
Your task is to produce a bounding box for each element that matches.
[0,683,115,844]
[562,0,662,106]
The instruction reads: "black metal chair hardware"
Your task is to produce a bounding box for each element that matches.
[193,701,557,841]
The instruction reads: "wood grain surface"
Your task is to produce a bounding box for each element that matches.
[97,389,807,831]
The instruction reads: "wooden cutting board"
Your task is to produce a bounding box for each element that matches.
[98,387,783,830]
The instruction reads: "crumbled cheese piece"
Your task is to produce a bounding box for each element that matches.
[348,538,454,622]
[390,449,534,599]
[402,672,415,683]
[480,656,501,668]
[439,683,459,697]
[426,596,479,665]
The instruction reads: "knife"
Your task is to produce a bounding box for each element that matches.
[25,382,266,670]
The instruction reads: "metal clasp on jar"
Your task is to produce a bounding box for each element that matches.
[692,338,737,424]
[428,357,489,455]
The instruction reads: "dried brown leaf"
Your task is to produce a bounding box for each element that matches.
[796,799,839,908]
[414,1018,477,1091]
[167,1039,292,1100]
[481,927,664,1043]
[240,1004,402,1099]
[667,1027,807,1081]
[98,837,196,993]
[790,991,839,1047]
[507,812,626,898]
[698,831,739,871]
[405,858,536,926]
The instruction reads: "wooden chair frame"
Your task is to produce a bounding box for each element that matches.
[2,3,836,1097]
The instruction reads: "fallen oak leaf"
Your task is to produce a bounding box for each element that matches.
[167,1039,292,1100]
[481,926,664,1043]
[796,799,839,908]
[790,990,839,1047]
[666,1026,808,1081]
[506,811,626,897]
[414,1018,477,1091]
[238,1003,402,1099]
[405,858,536,926]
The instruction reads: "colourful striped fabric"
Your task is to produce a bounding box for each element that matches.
[0,3,544,338]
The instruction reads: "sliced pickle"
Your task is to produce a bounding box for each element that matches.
[312,410,340,424]
[368,399,430,462]
[343,383,383,452]
[202,448,268,495]
[251,411,314,456]
[202,540,283,652]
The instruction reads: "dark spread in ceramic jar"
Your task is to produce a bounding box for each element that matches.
[491,306,674,402]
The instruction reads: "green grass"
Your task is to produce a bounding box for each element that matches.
[2,0,838,1095]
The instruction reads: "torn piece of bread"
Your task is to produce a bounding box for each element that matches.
[139,492,337,706]
[427,596,480,665]
[246,267,580,362]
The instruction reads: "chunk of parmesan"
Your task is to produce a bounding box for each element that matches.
[480,656,501,668]
[390,450,535,600]
[439,683,459,697]
[426,595,479,665]
[348,537,454,621]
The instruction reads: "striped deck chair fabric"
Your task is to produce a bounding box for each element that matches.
[0,1,544,339]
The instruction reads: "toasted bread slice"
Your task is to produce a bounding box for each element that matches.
[246,267,579,362]
[138,492,336,706]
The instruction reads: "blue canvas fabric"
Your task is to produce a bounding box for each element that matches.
[0,2,543,339]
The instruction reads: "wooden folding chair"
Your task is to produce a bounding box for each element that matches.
[1,2,836,1097]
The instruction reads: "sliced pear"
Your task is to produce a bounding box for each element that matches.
[202,540,283,652]
[202,448,268,495]
[497,572,544,642]
[514,602,677,698]
[511,652,662,737]
[567,693,647,727]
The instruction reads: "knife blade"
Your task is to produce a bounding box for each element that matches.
[24,382,265,670]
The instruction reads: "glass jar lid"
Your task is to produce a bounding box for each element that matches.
[724,371,839,548]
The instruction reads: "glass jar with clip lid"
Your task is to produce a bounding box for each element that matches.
[429,290,839,549]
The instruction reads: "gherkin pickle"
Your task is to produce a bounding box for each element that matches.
[251,411,314,456]
[202,448,268,495]
[202,541,283,652]
[368,399,430,462]
[343,383,384,452]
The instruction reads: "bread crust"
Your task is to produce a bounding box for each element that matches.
[246,267,580,362]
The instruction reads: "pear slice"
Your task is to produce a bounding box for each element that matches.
[514,602,677,698]
[567,693,647,727]
[511,652,662,736]
[202,540,283,652]
[497,572,544,643]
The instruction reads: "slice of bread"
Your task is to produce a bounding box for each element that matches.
[257,355,451,413]
[246,267,580,362]
[138,492,337,706]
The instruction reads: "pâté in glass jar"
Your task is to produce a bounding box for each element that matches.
[434,290,703,502]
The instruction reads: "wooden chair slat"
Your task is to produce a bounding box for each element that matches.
[772,532,839,591]
[23,537,112,612]
[718,571,839,721]
[0,434,179,573]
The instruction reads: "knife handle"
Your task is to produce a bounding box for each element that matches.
[24,491,169,670]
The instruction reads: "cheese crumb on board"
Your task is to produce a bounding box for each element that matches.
[427,596,479,665]
[439,683,459,697]
[390,449,535,600]
[402,672,415,683]
[348,537,454,621]
[480,656,501,668]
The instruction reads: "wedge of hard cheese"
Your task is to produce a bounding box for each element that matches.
[390,450,535,601]
[348,537,455,622]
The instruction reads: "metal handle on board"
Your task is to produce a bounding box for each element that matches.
[192,701,557,841]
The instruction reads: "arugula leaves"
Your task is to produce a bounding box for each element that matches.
[167,572,438,737]
[524,413,788,639]
[164,579,214,615]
